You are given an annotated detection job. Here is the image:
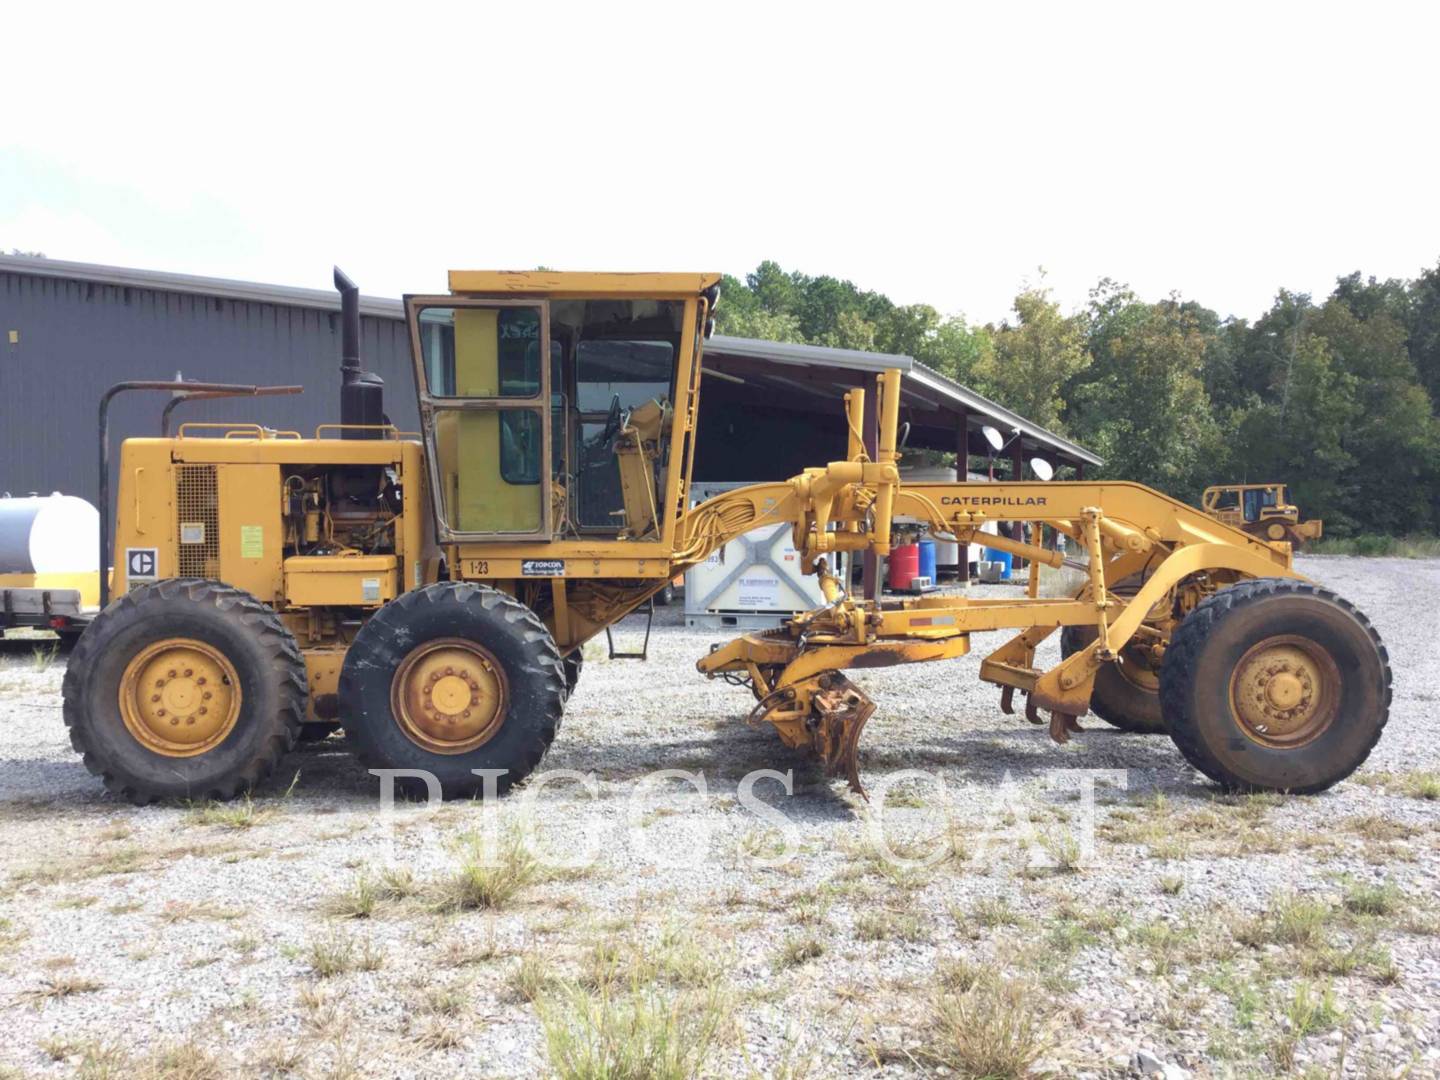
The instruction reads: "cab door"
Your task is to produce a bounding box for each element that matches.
[406,296,553,542]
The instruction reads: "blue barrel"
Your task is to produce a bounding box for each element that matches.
[917,539,937,583]
[984,547,1013,580]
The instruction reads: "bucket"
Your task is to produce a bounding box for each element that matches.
[983,548,1013,581]
[887,544,920,591]
[917,539,937,584]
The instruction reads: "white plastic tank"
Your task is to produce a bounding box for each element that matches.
[896,463,989,573]
[684,482,829,628]
[0,494,100,605]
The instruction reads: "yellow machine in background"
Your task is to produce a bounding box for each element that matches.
[1202,483,1323,549]
[63,268,1390,804]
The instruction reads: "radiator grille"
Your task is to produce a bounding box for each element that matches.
[176,465,220,579]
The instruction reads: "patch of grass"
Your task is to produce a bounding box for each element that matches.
[1237,893,1333,949]
[185,793,276,830]
[508,950,561,1003]
[145,1040,225,1080]
[31,643,59,672]
[254,1041,306,1075]
[1308,533,1440,558]
[854,910,930,943]
[326,874,380,920]
[1300,936,1398,982]
[158,899,243,923]
[582,926,722,992]
[539,983,728,1080]
[1342,880,1403,917]
[1159,874,1185,895]
[935,957,984,994]
[429,827,542,913]
[1035,829,1082,873]
[16,972,103,1003]
[970,896,1022,929]
[1270,981,1342,1071]
[411,1017,465,1051]
[47,1039,129,1078]
[1341,814,1418,842]
[306,931,383,978]
[922,973,1049,1079]
[774,934,825,969]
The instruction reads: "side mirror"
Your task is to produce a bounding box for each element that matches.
[1029,457,1054,481]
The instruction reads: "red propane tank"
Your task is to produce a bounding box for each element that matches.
[887,543,920,591]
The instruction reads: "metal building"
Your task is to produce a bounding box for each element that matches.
[0,255,1100,506]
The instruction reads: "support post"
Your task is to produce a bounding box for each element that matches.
[1010,443,1026,570]
[955,409,970,583]
[1075,461,1085,481]
[861,380,879,601]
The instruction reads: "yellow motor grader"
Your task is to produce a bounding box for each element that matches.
[64,269,1390,803]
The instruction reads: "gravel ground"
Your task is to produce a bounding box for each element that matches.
[0,555,1437,1079]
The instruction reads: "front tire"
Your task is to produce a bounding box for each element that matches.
[338,583,566,798]
[61,579,306,804]
[1061,574,1167,734]
[1061,624,1166,734]
[1159,578,1390,793]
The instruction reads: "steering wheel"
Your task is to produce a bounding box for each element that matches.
[600,392,623,443]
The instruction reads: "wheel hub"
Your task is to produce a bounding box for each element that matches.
[392,639,507,754]
[1230,636,1339,747]
[119,639,241,756]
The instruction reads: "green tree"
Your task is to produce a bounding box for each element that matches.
[1069,289,1221,499]
[974,284,1090,432]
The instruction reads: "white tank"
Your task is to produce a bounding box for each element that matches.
[0,493,100,575]
[898,463,970,569]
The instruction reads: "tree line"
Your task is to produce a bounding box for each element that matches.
[715,261,1440,538]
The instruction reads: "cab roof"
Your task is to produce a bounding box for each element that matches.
[447,269,722,299]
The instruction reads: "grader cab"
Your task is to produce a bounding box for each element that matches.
[64,269,1390,804]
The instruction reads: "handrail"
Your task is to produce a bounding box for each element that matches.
[313,423,418,439]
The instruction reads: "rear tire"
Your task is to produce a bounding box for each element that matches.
[61,579,306,804]
[1158,578,1390,793]
[339,583,566,799]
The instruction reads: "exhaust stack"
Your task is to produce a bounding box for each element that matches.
[334,266,384,438]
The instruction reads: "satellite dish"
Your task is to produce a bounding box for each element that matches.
[981,425,1005,452]
[1029,457,1055,481]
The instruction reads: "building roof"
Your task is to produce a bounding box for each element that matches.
[0,253,1100,467]
[0,253,407,319]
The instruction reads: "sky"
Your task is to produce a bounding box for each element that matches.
[3,1,1438,326]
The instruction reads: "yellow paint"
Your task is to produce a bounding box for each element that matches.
[217,465,283,603]
[284,555,398,607]
[448,269,721,298]
[118,637,242,757]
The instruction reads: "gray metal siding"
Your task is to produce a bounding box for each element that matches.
[0,269,418,504]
